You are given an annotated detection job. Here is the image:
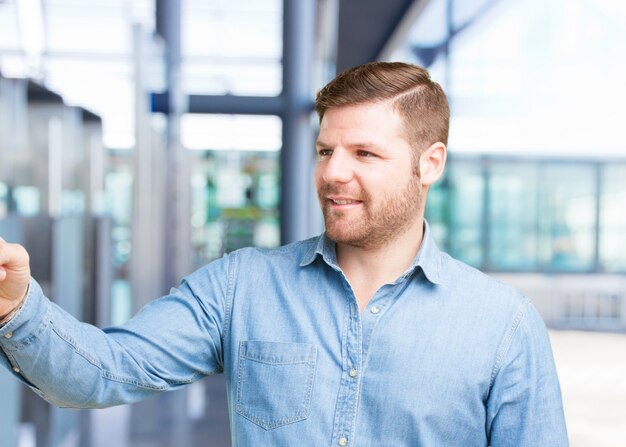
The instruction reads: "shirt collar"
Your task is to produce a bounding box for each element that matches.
[406,220,444,285]
[299,220,445,285]
[300,231,339,269]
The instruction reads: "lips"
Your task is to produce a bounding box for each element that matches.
[319,184,366,208]
[331,198,360,205]
[326,196,364,209]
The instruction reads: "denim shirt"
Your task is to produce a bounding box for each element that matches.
[0,224,568,446]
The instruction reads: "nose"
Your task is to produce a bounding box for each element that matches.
[321,150,354,184]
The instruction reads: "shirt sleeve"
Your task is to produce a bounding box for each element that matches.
[486,300,569,446]
[0,255,231,409]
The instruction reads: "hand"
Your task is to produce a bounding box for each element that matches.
[0,237,31,317]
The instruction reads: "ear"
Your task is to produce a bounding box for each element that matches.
[419,142,446,187]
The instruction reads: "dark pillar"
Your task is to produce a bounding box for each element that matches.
[280,0,317,244]
[147,4,192,447]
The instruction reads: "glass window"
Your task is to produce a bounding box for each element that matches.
[0,2,21,51]
[429,157,609,273]
[537,164,596,272]
[425,170,450,250]
[0,0,154,148]
[0,182,7,218]
[184,114,281,268]
[181,114,281,151]
[104,157,134,325]
[190,150,280,268]
[599,164,626,272]
[446,159,484,267]
[105,163,134,265]
[488,161,539,270]
[45,59,135,148]
[182,0,282,96]
[12,186,40,216]
[182,60,281,96]
[397,0,626,158]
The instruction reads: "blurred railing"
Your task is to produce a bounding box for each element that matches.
[495,274,626,332]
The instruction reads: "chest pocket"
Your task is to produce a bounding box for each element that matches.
[236,340,317,430]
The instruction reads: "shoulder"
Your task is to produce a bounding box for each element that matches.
[437,251,527,310]
[230,236,319,265]
[435,253,551,366]
[184,236,320,287]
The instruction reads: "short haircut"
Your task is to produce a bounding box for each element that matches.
[315,62,450,150]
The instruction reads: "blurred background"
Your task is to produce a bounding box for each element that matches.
[1,0,625,446]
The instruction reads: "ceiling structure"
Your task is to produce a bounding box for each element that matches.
[335,0,426,72]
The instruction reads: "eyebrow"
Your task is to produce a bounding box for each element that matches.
[315,140,329,148]
[315,140,378,149]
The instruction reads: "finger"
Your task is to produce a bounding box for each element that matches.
[0,241,29,267]
[0,240,8,265]
[0,267,5,281]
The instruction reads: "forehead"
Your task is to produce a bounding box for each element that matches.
[318,102,406,144]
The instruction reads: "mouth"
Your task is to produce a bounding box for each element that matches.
[332,199,358,205]
[327,197,363,207]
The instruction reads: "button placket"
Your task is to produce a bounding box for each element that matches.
[330,276,361,447]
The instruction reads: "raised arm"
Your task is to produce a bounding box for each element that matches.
[0,238,229,409]
[0,238,30,323]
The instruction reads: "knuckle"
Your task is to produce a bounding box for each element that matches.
[20,246,30,264]
[12,243,29,262]
[0,241,29,265]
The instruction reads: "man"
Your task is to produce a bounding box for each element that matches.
[0,62,568,446]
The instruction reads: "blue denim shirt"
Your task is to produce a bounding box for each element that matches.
[0,224,568,446]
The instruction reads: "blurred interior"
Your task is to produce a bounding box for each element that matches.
[1,0,626,446]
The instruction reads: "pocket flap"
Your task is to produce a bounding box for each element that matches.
[240,341,316,364]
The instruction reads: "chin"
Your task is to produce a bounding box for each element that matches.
[325,229,371,248]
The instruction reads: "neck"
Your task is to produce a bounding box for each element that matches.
[335,217,425,311]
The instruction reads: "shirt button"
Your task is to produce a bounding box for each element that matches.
[4,332,13,339]
[370,305,381,314]
[338,437,348,446]
[349,368,357,378]
[13,367,20,373]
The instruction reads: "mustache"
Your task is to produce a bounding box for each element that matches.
[318,183,367,201]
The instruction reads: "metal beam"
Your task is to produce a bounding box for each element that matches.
[378,0,432,61]
[410,0,503,69]
[146,3,192,447]
[152,92,285,116]
[152,0,317,246]
[156,0,189,290]
[280,0,317,244]
[336,0,417,72]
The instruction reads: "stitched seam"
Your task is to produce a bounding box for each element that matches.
[222,251,235,342]
[489,299,528,389]
[50,324,191,391]
[242,356,313,365]
[2,302,52,351]
[235,349,317,430]
[0,278,34,328]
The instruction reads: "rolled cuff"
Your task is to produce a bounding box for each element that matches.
[0,278,50,349]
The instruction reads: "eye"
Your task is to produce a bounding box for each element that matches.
[317,149,333,158]
[357,150,376,158]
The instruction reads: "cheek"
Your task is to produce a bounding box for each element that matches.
[313,164,324,188]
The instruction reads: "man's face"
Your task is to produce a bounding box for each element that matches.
[314,102,423,250]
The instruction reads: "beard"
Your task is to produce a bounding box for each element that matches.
[318,172,423,250]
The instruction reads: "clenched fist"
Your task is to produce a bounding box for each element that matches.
[0,237,31,318]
